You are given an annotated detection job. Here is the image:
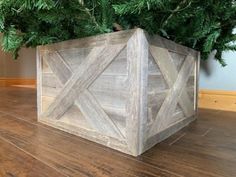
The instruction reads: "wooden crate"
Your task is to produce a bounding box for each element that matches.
[37,28,200,156]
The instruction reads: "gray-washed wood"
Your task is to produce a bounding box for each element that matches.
[75,90,124,138]
[58,47,128,75]
[148,74,168,91]
[39,30,135,51]
[89,74,128,93]
[37,47,43,116]
[42,73,62,88]
[194,52,201,114]
[126,29,149,155]
[148,34,198,58]
[149,54,195,137]
[44,51,72,84]
[41,45,126,138]
[38,28,199,156]
[43,44,125,120]
[145,115,196,152]
[42,73,128,99]
[150,46,194,118]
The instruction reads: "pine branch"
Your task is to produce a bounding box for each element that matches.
[78,1,101,31]
[161,0,191,28]
[113,0,165,15]
[1,27,23,59]
[0,0,235,66]
[203,30,221,52]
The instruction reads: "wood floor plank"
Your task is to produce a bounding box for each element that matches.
[1,87,236,177]
[0,113,179,177]
[0,136,66,177]
[0,87,37,123]
[141,110,236,177]
[142,142,234,177]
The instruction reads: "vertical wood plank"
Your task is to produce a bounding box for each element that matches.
[126,29,149,156]
[37,47,43,118]
[194,52,201,115]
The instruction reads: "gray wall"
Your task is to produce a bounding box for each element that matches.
[199,50,236,91]
[199,28,236,91]
[0,48,36,79]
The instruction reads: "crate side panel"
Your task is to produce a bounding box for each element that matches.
[147,52,169,124]
[143,42,197,153]
[38,33,134,151]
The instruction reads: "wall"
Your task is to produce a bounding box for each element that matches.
[0,48,36,79]
[199,51,236,91]
[199,50,236,112]
[200,28,236,91]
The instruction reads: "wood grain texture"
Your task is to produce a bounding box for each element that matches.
[1,88,236,177]
[148,54,195,137]
[150,46,194,118]
[43,44,125,120]
[126,29,149,155]
[42,48,125,138]
[38,30,135,153]
[147,33,198,58]
[75,90,124,138]
[0,114,178,177]
[0,136,66,177]
[37,47,43,117]
[44,51,72,84]
[199,89,236,112]
[0,88,180,177]
[194,52,201,114]
[0,78,36,87]
[39,29,135,51]
[38,28,198,156]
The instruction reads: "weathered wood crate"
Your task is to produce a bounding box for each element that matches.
[37,28,200,156]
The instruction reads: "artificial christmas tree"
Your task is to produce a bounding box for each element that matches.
[0,0,235,65]
[113,0,236,66]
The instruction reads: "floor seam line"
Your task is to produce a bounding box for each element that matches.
[169,133,186,146]
[0,135,70,177]
[0,110,182,177]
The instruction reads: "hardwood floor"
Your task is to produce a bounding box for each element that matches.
[0,87,235,177]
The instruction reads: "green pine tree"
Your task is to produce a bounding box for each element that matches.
[113,0,236,66]
[0,0,235,66]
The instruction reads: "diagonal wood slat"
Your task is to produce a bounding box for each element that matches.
[42,44,126,138]
[149,53,195,137]
[45,51,72,85]
[75,90,124,138]
[43,50,124,138]
[150,46,194,118]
